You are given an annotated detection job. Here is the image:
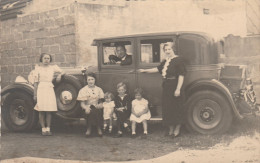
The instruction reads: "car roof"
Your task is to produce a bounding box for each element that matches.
[92,31,214,43]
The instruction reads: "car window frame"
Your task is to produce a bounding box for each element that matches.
[137,35,177,69]
[99,38,135,71]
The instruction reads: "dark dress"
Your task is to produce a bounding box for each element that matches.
[157,57,186,126]
[114,94,132,130]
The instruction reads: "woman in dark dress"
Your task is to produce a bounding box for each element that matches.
[139,42,186,137]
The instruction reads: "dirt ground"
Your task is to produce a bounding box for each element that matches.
[1,116,260,163]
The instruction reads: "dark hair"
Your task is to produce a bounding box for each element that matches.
[116,45,126,52]
[39,53,52,62]
[134,88,144,96]
[86,72,97,83]
[163,42,177,55]
[104,92,114,100]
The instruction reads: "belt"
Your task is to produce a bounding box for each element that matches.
[162,76,176,81]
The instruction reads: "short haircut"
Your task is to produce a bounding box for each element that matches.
[163,42,177,54]
[39,53,52,62]
[86,72,97,82]
[117,82,127,90]
[116,45,126,51]
[104,92,114,100]
[134,88,144,96]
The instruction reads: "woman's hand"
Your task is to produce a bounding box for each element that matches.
[174,89,181,97]
[56,74,62,83]
[138,69,146,73]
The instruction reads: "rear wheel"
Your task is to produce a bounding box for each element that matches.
[2,92,38,131]
[186,90,233,134]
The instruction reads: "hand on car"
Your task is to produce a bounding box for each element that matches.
[56,74,62,83]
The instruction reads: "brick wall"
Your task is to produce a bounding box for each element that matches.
[0,4,77,87]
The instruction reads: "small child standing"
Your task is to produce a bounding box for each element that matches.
[130,88,151,138]
[114,82,132,138]
[103,92,115,134]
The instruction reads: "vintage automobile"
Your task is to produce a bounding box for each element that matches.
[1,31,259,134]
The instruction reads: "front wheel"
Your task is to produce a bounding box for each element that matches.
[2,91,38,131]
[186,90,233,134]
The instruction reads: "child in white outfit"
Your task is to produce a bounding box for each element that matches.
[130,88,151,138]
[103,92,116,133]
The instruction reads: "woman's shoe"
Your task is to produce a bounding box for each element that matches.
[113,133,122,138]
[41,131,48,136]
[46,131,53,136]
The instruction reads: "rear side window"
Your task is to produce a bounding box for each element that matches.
[140,38,175,64]
[178,35,215,65]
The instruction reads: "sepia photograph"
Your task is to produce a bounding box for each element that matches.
[1,0,260,162]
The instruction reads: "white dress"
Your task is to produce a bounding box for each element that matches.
[130,98,151,123]
[34,65,62,112]
[103,101,115,120]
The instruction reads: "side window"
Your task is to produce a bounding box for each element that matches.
[178,35,211,65]
[140,38,174,64]
[102,41,133,66]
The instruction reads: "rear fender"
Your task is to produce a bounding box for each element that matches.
[185,79,243,119]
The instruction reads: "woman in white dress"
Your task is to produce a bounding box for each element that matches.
[33,53,64,136]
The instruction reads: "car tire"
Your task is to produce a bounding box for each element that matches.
[185,90,233,134]
[54,74,83,117]
[2,91,38,132]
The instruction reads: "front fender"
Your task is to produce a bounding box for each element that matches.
[185,79,243,119]
[1,83,34,97]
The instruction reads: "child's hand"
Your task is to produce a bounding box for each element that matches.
[84,106,91,114]
[96,103,103,109]
[117,107,124,112]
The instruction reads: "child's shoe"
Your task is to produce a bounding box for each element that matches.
[113,131,122,138]
[141,133,148,139]
[41,128,47,136]
[131,132,137,139]
[45,127,53,136]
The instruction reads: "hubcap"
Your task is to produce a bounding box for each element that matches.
[200,107,214,122]
[193,99,222,130]
[60,90,73,105]
[10,99,28,126]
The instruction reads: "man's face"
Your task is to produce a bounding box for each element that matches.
[116,46,126,59]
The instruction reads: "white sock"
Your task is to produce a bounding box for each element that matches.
[124,123,128,128]
[132,132,136,135]
[103,124,107,129]
[42,128,47,132]
[118,131,122,134]
[46,127,50,132]
[144,131,148,134]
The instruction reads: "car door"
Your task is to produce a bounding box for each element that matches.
[96,39,136,96]
[136,36,177,118]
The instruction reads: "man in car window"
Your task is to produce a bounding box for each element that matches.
[109,45,132,66]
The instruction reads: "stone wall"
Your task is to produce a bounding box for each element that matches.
[223,35,260,83]
[0,4,77,87]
